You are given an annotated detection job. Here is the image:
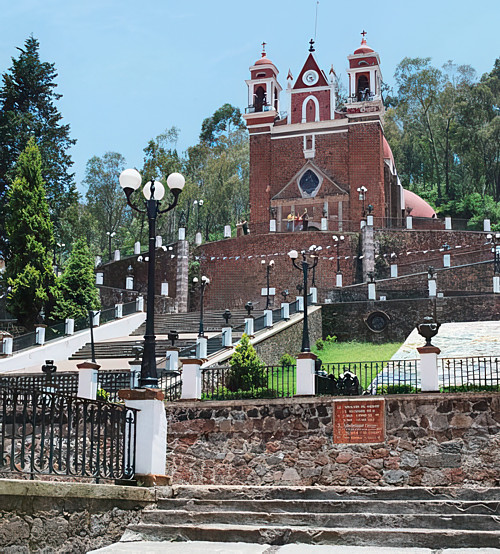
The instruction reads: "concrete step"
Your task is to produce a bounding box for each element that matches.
[155,498,500,516]
[123,523,500,549]
[140,508,499,530]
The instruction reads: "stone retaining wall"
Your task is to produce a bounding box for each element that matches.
[165,393,500,488]
[0,480,155,553]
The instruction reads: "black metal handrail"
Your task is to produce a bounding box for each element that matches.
[440,356,500,392]
[0,387,137,481]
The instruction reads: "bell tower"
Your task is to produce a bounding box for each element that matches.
[244,43,282,117]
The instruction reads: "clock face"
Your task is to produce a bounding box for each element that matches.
[302,70,319,86]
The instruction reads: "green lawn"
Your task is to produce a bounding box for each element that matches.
[312,340,403,364]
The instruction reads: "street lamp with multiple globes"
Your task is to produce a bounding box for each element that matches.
[486,233,500,274]
[261,259,275,309]
[119,168,185,388]
[106,231,116,261]
[357,186,368,218]
[332,235,345,273]
[287,248,319,352]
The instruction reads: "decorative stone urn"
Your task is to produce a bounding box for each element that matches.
[417,316,440,347]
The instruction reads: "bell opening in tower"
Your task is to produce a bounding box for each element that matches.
[356,74,370,102]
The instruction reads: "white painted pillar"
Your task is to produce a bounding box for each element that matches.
[115,303,123,319]
[445,217,452,230]
[178,227,186,241]
[418,346,440,392]
[295,352,317,396]
[126,276,134,290]
[91,311,100,327]
[296,296,304,312]
[222,327,232,348]
[281,303,290,320]
[484,219,491,232]
[428,279,437,297]
[136,296,144,312]
[181,358,202,400]
[195,232,202,245]
[196,337,207,359]
[321,217,328,231]
[35,325,46,346]
[360,220,366,230]
[224,225,231,238]
[366,214,374,227]
[114,249,120,261]
[264,309,273,327]
[96,272,104,285]
[2,335,13,356]
[493,276,500,294]
[309,287,318,304]
[120,389,168,477]
[390,264,398,278]
[77,361,99,400]
[406,216,413,230]
[65,318,74,335]
[161,282,169,296]
[128,360,141,388]
[269,219,276,232]
[443,254,451,268]
[155,235,162,248]
[368,282,376,300]
[134,241,141,255]
[336,273,343,288]
[244,318,254,337]
[165,348,179,373]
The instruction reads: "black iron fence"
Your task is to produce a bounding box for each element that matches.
[0,387,137,481]
[440,357,500,392]
[159,372,182,402]
[201,364,295,400]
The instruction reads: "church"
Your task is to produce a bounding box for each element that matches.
[243,34,436,234]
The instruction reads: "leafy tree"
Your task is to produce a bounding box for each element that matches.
[4,138,55,329]
[200,103,245,146]
[0,36,77,253]
[52,237,100,321]
[226,334,264,392]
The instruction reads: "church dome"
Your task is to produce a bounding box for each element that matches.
[404,189,437,218]
[255,56,273,66]
[354,38,374,55]
[383,136,394,164]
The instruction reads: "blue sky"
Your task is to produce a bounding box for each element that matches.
[1,0,498,193]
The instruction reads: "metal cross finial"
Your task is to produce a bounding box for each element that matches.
[261,41,266,56]
[361,30,367,40]
[309,39,315,52]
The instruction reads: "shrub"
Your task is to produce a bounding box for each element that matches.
[315,339,325,350]
[279,353,296,366]
[226,334,264,392]
[97,388,110,402]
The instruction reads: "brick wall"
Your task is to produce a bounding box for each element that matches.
[165,393,500,487]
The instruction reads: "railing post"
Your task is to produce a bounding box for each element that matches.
[296,296,304,312]
[114,249,120,261]
[126,276,134,290]
[224,225,231,238]
[269,219,276,232]
[195,232,202,246]
[118,389,168,482]
[161,282,169,296]
[136,295,144,312]
[336,273,343,288]
[178,227,186,241]
[91,310,100,327]
[244,318,254,337]
[417,346,440,392]
[165,347,179,373]
[445,217,452,230]
[115,303,123,319]
[368,282,376,300]
[321,217,328,231]
[180,358,203,400]
[428,279,437,297]
[484,219,491,232]
[281,303,290,320]
[309,287,318,304]
[77,361,99,399]
[35,325,46,346]
[155,235,162,248]
[493,276,500,294]
[65,318,74,335]
[390,264,398,278]
[406,216,413,230]
[264,309,273,327]
[295,352,317,396]
[443,253,451,268]
[222,327,232,348]
[96,272,104,285]
[196,337,207,359]
[134,241,141,255]
[2,333,13,356]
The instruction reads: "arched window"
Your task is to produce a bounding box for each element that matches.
[254,86,266,112]
[357,75,370,101]
[301,95,320,123]
[298,169,322,198]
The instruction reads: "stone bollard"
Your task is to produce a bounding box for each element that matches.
[445,217,452,230]
[65,318,74,335]
[180,358,203,400]
[134,241,141,255]
[196,336,207,359]
[118,388,168,483]
[406,216,413,230]
[136,296,144,312]
[2,334,13,356]
[368,282,376,300]
[295,352,317,396]
[35,325,46,346]
[244,318,254,337]
[390,264,398,278]
[281,303,290,320]
[77,361,99,399]
[178,227,186,241]
[418,345,440,392]
[336,273,343,288]
[96,272,104,285]
[222,327,232,348]
[126,276,134,290]
[296,296,304,312]
[269,219,276,232]
[310,287,318,304]
[114,249,120,261]
[115,303,123,319]
[264,309,273,328]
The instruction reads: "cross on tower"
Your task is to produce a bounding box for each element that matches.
[309,38,315,52]
[361,30,367,40]
[261,41,266,56]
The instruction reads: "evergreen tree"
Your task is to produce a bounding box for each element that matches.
[227,334,264,392]
[0,35,77,254]
[4,138,55,329]
[52,237,100,321]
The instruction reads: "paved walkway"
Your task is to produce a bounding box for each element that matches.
[90,542,500,553]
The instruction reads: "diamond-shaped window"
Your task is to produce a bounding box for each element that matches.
[299,169,320,196]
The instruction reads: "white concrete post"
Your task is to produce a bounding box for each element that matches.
[244,318,254,337]
[269,219,276,232]
[161,282,169,296]
[95,256,102,267]
[222,327,232,348]
[77,361,99,400]
[96,272,104,285]
[264,309,273,327]
[2,335,13,356]
[195,232,202,246]
[296,296,304,312]
[134,241,141,255]
[443,253,451,268]
[406,216,413,230]
[181,358,202,400]
[336,273,343,288]
[178,227,186,241]
[114,249,120,261]
[418,346,440,392]
[366,214,374,227]
[155,235,162,248]
[445,217,452,230]
[120,389,168,477]
[484,219,491,232]
[321,217,328,231]
[35,325,46,346]
[165,348,179,373]
[390,264,398,278]
[65,318,74,335]
[91,310,100,327]
[136,296,144,312]
[368,282,376,300]
[360,220,366,229]
[126,276,134,290]
[115,303,123,319]
[295,352,317,396]
[281,303,290,320]
[224,225,231,238]
[128,360,141,388]
[196,336,207,359]
[310,287,318,304]
[428,279,437,297]
[494,276,500,294]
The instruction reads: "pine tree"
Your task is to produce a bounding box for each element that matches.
[0,35,77,254]
[5,138,55,329]
[227,334,264,392]
[52,237,100,321]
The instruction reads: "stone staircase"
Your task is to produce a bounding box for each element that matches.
[70,339,195,360]
[121,485,500,549]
